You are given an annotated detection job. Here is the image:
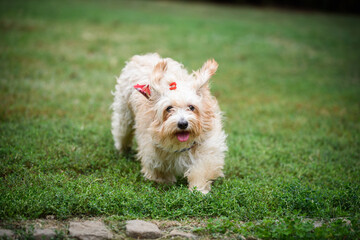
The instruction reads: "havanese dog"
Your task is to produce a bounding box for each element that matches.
[111,53,227,194]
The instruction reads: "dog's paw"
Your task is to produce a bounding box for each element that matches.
[143,170,176,185]
[153,177,176,185]
[189,186,210,195]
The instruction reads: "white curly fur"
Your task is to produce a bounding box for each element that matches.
[111,53,227,194]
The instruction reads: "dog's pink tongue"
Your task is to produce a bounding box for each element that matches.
[176,132,190,142]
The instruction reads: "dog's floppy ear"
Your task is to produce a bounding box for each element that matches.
[194,59,218,92]
[149,60,167,98]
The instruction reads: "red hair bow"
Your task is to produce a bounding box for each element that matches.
[134,84,151,99]
[169,82,177,90]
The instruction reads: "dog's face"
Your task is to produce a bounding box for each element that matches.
[148,59,218,151]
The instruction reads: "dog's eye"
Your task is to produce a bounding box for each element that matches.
[166,106,173,112]
[189,105,195,111]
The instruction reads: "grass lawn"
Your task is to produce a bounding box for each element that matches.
[1,0,360,238]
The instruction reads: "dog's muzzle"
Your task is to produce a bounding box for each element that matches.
[177,119,188,130]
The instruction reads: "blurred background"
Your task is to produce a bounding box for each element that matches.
[1,0,359,225]
[186,0,360,14]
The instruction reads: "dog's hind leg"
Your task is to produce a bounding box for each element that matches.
[111,96,134,152]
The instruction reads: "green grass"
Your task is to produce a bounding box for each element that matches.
[1,0,360,238]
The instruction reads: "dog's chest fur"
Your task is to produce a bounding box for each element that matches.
[152,147,196,176]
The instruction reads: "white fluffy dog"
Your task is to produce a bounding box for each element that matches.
[111,53,227,194]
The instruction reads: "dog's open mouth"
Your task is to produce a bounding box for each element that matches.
[176,131,190,142]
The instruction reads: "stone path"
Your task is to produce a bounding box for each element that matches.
[1,217,351,239]
[0,219,197,239]
[126,220,163,239]
[33,228,57,240]
[69,220,114,240]
[169,229,196,238]
[0,229,14,238]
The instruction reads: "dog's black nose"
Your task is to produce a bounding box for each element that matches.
[178,120,188,130]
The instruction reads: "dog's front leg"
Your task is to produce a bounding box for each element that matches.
[141,163,176,184]
[139,146,176,184]
[185,152,224,194]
